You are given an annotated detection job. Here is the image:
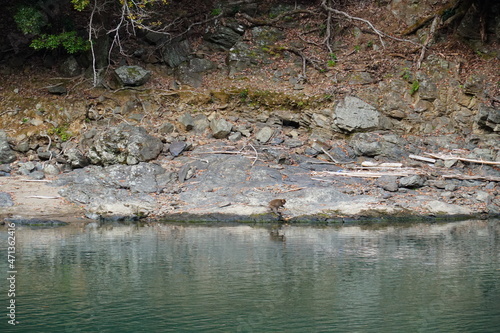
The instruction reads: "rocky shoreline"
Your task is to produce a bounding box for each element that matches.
[1,0,499,224]
[1,120,499,224]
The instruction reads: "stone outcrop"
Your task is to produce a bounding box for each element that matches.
[0,131,16,164]
[334,96,380,132]
[84,124,163,165]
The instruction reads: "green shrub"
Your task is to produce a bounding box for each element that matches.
[410,80,420,95]
[30,31,89,54]
[14,6,46,35]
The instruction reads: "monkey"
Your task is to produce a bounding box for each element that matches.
[268,199,286,214]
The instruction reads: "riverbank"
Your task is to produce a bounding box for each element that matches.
[0,1,499,224]
[1,134,499,224]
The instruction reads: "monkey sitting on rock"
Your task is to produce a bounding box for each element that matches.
[268,199,286,215]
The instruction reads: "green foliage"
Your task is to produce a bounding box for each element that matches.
[239,89,249,100]
[14,6,46,35]
[410,80,420,95]
[71,0,91,11]
[48,125,72,142]
[211,8,222,16]
[354,45,361,52]
[30,31,89,54]
[327,53,337,67]
[401,67,412,81]
[367,40,373,48]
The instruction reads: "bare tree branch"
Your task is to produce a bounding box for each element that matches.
[320,0,422,49]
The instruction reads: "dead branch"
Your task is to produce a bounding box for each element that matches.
[425,153,500,165]
[192,151,253,155]
[321,147,339,164]
[241,144,259,166]
[417,15,440,69]
[312,170,418,178]
[278,46,326,78]
[401,0,460,36]
[320,0,422,49]
[442,174,500,182]
[409,154,437,164]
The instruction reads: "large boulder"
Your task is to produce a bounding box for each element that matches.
[86,124,163,165]
[114,66,151,86]
[0,131,16,164]
[334,96,380,132]
[210,118,232,139]
[175,58,216,88]
[162,38,191,68]
[205,26,242,50]
[476,103,500,132]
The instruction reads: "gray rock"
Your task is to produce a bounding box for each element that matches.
[256,126,274,143]
[228,132,242,142]
[426,200,472,215]
[251,26,284,46]
[284,139,304,148]
[178,113,194,131]
[14,141,30,153]
[334,96,380,132]
[37,147,57,161]
[64,148,90,169]
[175,58,216,88]
[29,171,45,180]
[162,39,191,68]
[418,79,438,101]
[210,118,232,139]
[47,85,67,95]
[0,164,11,173]
[43,164,60,175]
[227,42,260,74]
[463,74,484,96]
[375,176,399,192]
[475,191,491,203]
[178,164,197,181]
[169,141,187,157]
[18,161,36,175]
[86,124,163,165]
[347,72,374,85]
[205,26,242,50]
[399,175,426,188]
[60,184,157,218]
[114,66,151,86]
[476,103,500,131]
[0,192,14,207]
[0,131,16,164]
[158,122,176,135]
[193,114,210,133]
[59,56,81,77]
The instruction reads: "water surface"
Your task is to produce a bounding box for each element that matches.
[1,219,499,332]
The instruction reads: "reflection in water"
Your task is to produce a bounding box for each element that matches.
[1,220,499,332]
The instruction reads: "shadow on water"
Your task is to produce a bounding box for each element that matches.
[1,218,499,332]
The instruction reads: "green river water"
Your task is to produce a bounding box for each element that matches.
[1,219,499,332]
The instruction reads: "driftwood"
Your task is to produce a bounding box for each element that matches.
[312,170,416,178]
[442,174,500,182]
[409,154,436,163]
[425,153,500,166]
[21,179,53,183]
